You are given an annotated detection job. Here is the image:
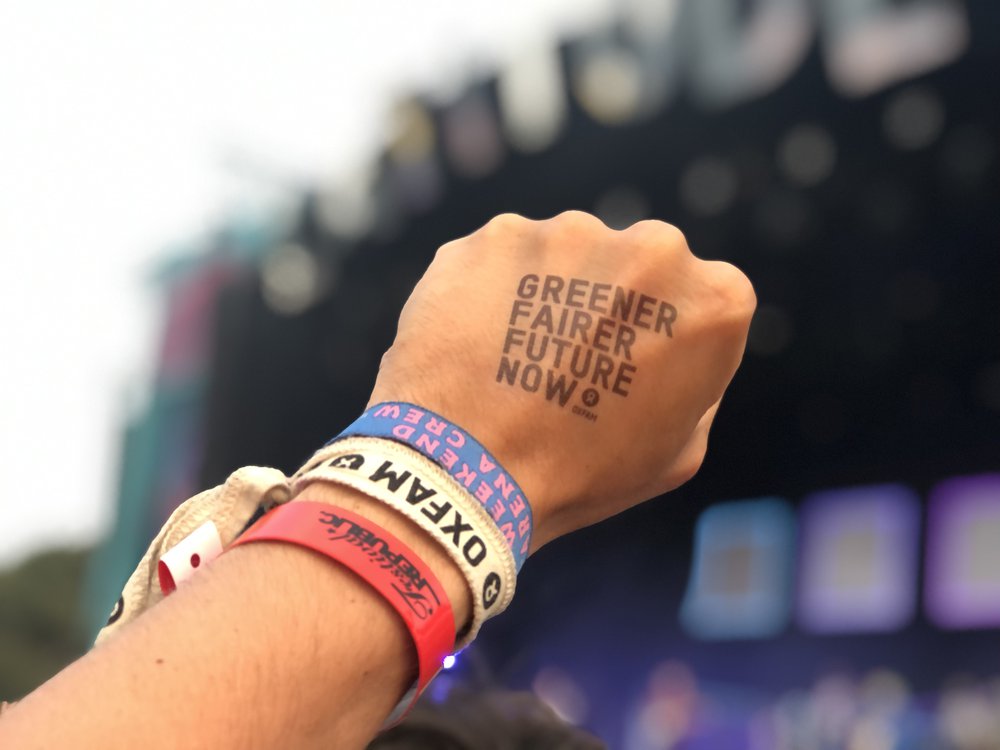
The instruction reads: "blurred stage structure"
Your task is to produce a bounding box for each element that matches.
[85,0,1000,746]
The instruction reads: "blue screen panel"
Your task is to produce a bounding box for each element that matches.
[681,498,795,640]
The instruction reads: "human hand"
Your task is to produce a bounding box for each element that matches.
[370,211,755,549]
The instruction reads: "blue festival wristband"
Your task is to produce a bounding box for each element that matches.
[330,402,533,570]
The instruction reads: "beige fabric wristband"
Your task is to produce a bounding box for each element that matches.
[93,466,292,646]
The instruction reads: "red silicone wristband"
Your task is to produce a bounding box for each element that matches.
[228,501,455,716]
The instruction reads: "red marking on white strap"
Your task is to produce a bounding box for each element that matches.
[157,521,224,595]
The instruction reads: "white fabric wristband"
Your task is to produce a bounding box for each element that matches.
[94,465,292,646]
[293,436,517,646]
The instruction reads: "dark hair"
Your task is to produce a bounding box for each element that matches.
[368,688,607,750]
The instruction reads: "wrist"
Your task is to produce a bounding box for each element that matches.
[342,400,544,563]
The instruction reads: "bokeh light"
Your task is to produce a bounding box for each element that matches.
[260,243,327,315]
[883,86,946,151]
[594,185,650,230]
[532,666,589,725]
[777,123,837,187]
[679,156,738,217]
[498,39,566,153]
[573,46,645,125]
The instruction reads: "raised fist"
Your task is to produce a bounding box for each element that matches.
[370,211,755,549]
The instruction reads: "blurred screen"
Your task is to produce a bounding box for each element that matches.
[926,473,1000,629]
[681,499,796,640]
[797,484,920,634]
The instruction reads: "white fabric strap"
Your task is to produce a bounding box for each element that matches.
[293,436,517,646]
[94,465,292,646]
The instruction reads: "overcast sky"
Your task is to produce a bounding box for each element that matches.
[0,0,618,567]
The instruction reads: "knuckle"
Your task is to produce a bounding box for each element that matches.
[625,219,690,254]
[549,209,606,234]
[466,213,535,250]
[483,212,531,234]
[703,260,757,317]
[434,238,462,257]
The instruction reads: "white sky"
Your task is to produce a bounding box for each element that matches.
[0,0,616,567]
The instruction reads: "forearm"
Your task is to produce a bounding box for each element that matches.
[0,485,471,750]
[0,211,754,749]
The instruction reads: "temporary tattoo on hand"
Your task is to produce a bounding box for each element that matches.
[496,274,677,420]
